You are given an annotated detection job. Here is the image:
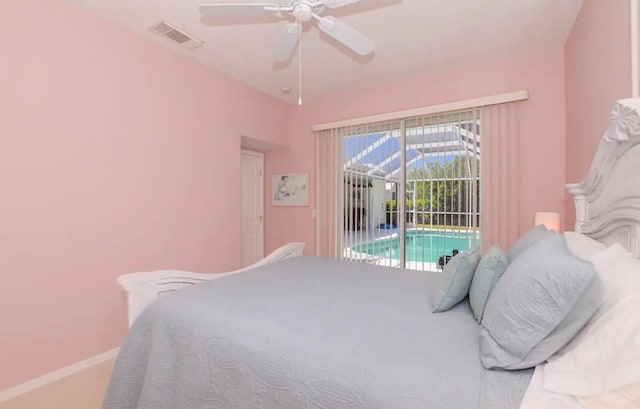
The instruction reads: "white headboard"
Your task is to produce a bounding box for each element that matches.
[567,98,640,259]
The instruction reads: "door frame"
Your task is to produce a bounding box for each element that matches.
[241,149,264,262]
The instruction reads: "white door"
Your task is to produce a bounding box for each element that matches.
[241,151,264,266]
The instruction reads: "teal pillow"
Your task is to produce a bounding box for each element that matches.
[507,225,555,262]
[469,246,508,323]
[433,248,481,313]
[480,234,602,370]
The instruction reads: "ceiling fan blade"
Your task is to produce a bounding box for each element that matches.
[317,16,375,56]
[274,23,301,63]
[321,0,365,8]
[199,3,282,17]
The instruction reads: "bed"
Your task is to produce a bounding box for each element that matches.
[105,99,640,409]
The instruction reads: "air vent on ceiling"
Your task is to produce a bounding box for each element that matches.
[149,21,203,51]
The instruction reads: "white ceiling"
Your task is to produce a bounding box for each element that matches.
[66,0,583,104]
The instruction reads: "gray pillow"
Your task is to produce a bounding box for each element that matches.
[469,246,509,323]
[507,225,555,262]
[433,248,481,313]
[479,233,602,370]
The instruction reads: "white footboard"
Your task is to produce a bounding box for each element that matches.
[117,242,305,327]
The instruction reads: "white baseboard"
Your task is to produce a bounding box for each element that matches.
[0,348,120,404]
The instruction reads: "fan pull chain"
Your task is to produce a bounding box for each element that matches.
[298,14,303,106]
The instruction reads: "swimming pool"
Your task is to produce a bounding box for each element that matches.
[352,229,476,263]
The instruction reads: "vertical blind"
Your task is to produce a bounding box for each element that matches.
[315,128,342,258]
[480,102,521,251]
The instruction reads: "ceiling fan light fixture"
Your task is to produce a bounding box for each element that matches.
[292,3,314,22]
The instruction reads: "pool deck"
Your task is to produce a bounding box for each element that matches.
[344,226,400,247]
[342,247,440,272]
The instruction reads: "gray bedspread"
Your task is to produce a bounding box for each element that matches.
[104,256,532,409]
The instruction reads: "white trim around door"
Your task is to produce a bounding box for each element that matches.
[241,150,265,266]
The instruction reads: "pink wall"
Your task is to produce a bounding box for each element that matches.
[0,0,287,390]
[265,46,567,254]
[5,0,622,393]
[564,0,631,229]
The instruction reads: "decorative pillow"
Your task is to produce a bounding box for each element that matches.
[479,234,602,370]
[469,245,508,323]
[563,231,607,261]
[543,244,640,396]
[507,225,555,262]
[432,248,481,313]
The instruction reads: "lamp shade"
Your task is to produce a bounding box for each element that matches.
[535,212,560,232]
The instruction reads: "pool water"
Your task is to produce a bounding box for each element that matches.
[353,229,475,263]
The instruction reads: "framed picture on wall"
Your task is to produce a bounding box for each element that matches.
[272,173,309,206]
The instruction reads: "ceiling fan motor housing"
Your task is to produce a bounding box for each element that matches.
[282,0,324,21]
[293,4,313,22]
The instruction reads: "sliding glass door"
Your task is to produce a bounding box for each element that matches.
[340,109,481,272]
[342,122,402,265]
[402,110,481,271]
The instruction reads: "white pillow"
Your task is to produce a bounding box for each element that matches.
[519,366,584,409]
[544,244,640,396]
[544,293,640,395]
[563,231,607,261]
[590,243,638,303]
[553,243,637,352]
[577,382,640,409]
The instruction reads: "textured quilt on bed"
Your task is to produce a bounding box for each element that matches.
[104,256,532,409]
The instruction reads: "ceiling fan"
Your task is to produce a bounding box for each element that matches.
[199,0,376,64]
